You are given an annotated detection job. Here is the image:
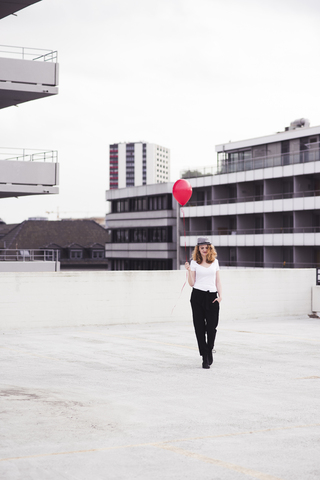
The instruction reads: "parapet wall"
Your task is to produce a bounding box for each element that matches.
[0,269,316,329]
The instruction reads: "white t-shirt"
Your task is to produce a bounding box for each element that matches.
[190,259,220,292]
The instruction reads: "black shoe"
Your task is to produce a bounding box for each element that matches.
[202,356,210,369]
[208,349,216,365]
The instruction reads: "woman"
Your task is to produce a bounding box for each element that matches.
[185,236,222,369]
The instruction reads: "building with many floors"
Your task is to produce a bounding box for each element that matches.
[181,119,320,269]
[105,183,177,270]
[0,1,59,201]
[109,142,170,189]
[0,1,59,271]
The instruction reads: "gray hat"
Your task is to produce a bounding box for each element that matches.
[197,236,211,246]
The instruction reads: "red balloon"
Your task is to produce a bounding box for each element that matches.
[172,179,193,206]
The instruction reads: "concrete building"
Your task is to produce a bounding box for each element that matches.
[181,119,320,269]
[105,183,177,270]
[0,1,59,271]
[0,1,59,200]
[109,142,170,189]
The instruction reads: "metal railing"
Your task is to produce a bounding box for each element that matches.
[181,147,320,179]
[0,249,59,262]
[217,148,320,175]
[185,226,320,236]
[218,260,316,269]
[0,45,57,62]
[0,148,58,163]
[186,189,320,207]
[180,259,318,269]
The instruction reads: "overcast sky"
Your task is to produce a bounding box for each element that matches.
[1,0,320,223]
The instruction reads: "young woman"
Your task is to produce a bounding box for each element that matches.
[185,236,222,369]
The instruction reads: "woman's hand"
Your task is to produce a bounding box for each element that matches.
[213,297,222,304]
[186,262,195,286]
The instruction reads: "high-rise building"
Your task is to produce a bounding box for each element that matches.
[109,142,170,189]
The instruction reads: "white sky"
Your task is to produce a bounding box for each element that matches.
[1,0,320,223]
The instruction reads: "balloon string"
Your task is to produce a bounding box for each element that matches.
[182,207,188,262]
[171,206,189,315]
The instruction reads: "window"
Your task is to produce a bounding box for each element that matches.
[111,258,172,271]
[70,250,82,259]
[230,247,237,264]
[112,227,172,243]
[45,250,60,261]
[113,195,172,213]
[92,250,104,259]
[45,250,54,261]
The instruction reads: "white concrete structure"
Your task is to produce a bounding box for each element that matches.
[0,2,59,199]
[0,261,59,272]
[181,119,320,268]
[109,142,170,189]
[1,315,320,479]
[0,2,60,272]
[0,268,316,329]
[0,149,59,198]
[0,48,59,109]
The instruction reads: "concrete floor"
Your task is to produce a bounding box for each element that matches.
[1,315,320,480]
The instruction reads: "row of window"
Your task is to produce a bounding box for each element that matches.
[111,258,172,271]
[112,194,172,213]
[44,249,105,261]
[109,227,172,243]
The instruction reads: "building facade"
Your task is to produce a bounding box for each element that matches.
[109,142,170,189]
[0,1,59,272]
[0,2,59,200]
[105,183,177,270]
[181,119,320,269]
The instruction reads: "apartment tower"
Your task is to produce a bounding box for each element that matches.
[109,142,170,189]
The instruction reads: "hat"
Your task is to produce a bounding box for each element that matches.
[197,236,211,246]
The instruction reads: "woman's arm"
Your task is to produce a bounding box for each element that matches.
[185,262,196,287]
[215,270,222,303]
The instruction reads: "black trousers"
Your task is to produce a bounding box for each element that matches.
[190,288,220,357]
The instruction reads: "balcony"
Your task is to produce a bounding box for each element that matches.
[0,148,59,198]
[186,189,320,207]
[183,228,320,261]
[217,147,320,175]
[181,147,320,179]
[185,226,320,236]
[0,45,59,109]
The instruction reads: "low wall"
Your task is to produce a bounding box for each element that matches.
[0,269,315,329]
[0,261,59,272]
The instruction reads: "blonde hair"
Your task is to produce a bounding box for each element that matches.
[192,244,217,264]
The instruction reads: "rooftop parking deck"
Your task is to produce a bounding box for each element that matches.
[1,314,320,479]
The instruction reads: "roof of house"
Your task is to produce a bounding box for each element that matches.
[0,220,110,249]
[0,223,19,239]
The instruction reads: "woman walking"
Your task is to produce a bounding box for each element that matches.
[185,236,222,369]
